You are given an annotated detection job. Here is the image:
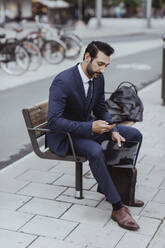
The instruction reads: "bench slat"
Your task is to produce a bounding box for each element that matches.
[27,101,48,138]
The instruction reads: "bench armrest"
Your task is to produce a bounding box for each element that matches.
[27,127,77,161]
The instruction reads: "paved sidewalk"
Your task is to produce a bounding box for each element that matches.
[0,79,165,247]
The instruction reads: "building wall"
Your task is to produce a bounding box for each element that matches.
[21,0,32,18]
[0,0,32,23]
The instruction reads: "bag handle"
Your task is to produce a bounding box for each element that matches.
[117,81,138,95]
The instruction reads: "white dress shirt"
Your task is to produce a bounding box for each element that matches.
[78,63,93,97]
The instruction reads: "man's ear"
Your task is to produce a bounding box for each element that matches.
[84,52,91,62]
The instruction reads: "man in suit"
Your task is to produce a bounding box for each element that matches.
[47,41,143,231]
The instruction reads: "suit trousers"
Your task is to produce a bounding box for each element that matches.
[72,124,143,204]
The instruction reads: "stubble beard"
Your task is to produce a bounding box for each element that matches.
[86,63,102,78]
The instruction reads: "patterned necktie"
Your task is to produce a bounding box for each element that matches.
[85,80,93,111]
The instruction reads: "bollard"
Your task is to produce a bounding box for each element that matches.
[162,36,165,105]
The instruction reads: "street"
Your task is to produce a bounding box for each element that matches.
[0,33,163,167]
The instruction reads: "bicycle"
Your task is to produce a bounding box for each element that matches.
[11,26,42,71]
[25,22,65,65]
[33,16,82,59]
[0,34,30,75]
[34,19,82,59]
[55,24,83,59]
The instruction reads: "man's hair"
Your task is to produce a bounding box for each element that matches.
[83,41,114,61]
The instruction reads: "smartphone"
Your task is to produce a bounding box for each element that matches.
[108,123,116,127]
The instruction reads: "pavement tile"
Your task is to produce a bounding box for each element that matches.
[137,172,164,188]
[137,162,155,177]
[50,162,75,175]
[151,165,165,178]
[50,161,90,176]
[0,229,37,248]
[90,183,98,191]
[137,216,161,236]
[28,236,87,248]
[61,204,110,226]
[135,185,158,203]
[53,174,96,190]
[141,201,165,219]
[96,198,112,211]
[56,194,99,207]
[148,219,165,248]
[20,215,78,239]
[0,178,29,194]
[17,182,66,199]
[18,197,71,218]
[160,179,165,189]
[138,154,165,167]
[0,192,31,211]
[64,187,104,201]
[1,152,57,178]
[16,169,63,184]
[115,232,150,248]
[66,223,125,248]
[0,166,30,180]
[0,209,34,231]
[18,152,58,169]
[143,146,165,158]
[152,189,165,203]
[145,146,165,156]
[18,155,57,171]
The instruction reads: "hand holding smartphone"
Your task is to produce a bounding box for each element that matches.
[107,123,116,128]
[92,120,116,134]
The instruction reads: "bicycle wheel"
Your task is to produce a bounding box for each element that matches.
[67,33,83,47]
[61,35,81,59]
[22,40,42,71]
[42,40,65,64]
[1,44,30,75]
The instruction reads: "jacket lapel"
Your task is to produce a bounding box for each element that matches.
[73,65,86,105]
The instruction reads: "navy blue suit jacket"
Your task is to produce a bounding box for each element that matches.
[47,64,116,157]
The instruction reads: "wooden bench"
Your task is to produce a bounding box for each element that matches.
[22,101,136,203]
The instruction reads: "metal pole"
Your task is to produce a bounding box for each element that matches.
[78,0,82,21]
[96,0,102,28]
[146,0,152,28]
[162,37,165,105]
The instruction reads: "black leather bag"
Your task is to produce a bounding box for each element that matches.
[106,166,137,205]
[98,140,139,205]
[102,140,139,167]
[105,81,144,123]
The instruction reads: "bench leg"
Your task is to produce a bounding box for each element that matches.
[75,162,84,199]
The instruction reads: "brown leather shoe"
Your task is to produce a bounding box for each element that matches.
[126,199,144,207]
[111,206,139,231]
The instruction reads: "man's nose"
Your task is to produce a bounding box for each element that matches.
[100,67,106,74]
